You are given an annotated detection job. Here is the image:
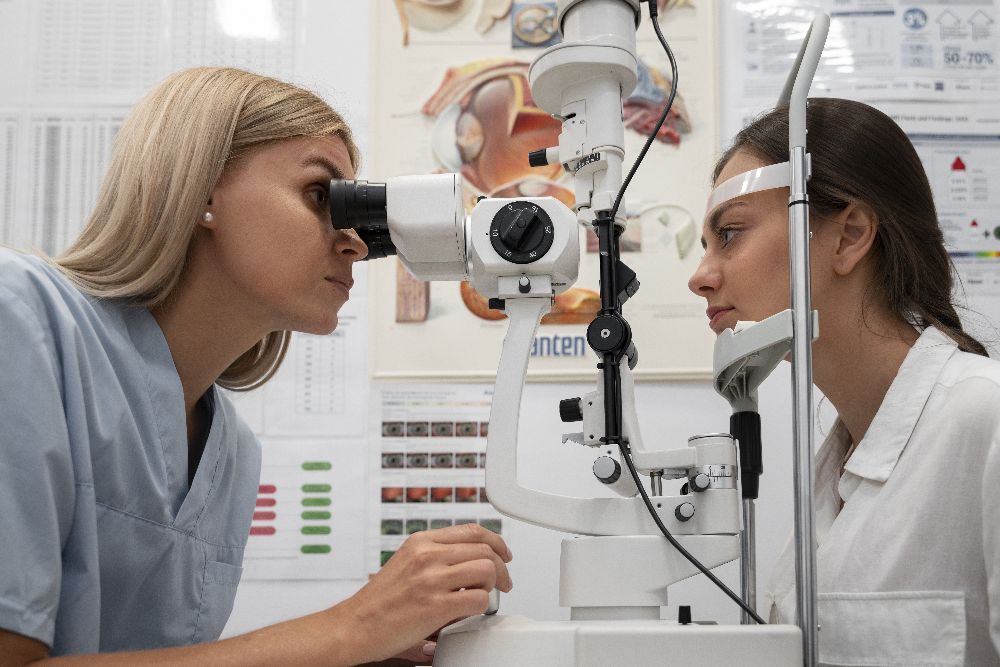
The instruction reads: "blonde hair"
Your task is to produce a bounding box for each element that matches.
[55,67,360,390]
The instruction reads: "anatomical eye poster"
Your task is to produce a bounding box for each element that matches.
[368,1,720,381]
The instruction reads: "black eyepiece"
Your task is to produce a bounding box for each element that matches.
[328,179,396,261]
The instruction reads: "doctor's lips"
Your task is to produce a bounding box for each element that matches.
[324,275,354,295]
[706,306,734,330]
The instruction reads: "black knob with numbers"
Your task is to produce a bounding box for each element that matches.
[490,200,555,264]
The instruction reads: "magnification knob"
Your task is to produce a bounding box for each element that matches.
[490,201,555,264]
[593,456,621,484]
[501,208,537,249]
[675,502,695,522]
[689,473,711,492]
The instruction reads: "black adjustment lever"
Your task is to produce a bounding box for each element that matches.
[731,411,763,499]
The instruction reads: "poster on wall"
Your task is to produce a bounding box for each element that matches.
[368,1,719,381]
[0,0,301,254]
[235,296,371,580]
[241,435,368,580]
[717,0,1000,139]
[368,383,503,574]
[716,0,1000,345]
[0,0,376,581]
[881,103,1000,343]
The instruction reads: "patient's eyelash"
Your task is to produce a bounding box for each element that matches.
[716,225,740,246]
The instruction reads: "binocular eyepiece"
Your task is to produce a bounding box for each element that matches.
[328,179,395,260]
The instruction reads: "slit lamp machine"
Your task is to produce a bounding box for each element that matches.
[329,1,830,664]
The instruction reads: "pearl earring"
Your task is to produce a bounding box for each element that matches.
[203,212,214,222]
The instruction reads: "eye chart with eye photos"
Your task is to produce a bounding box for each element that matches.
[370,384,503,573]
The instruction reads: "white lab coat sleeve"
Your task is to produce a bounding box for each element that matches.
[0,286,75,648]
[984,425,1000,660]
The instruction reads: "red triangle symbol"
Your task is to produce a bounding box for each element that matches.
[952,157,967,171]
[971,220,979,227]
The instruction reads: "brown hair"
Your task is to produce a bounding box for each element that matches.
[715,98,987,356]
[54,67,360,389]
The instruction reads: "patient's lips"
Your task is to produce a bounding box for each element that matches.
[707,306,735,332]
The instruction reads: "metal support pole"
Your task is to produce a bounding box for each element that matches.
[740,498,757,625]
[789,144,818,667]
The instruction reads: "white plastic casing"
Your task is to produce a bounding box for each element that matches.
[528,0,639,213]
[385,173,468,281]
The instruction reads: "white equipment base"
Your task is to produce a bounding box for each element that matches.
[435,615,801,666]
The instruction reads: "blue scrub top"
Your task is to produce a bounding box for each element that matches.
[0,248,262,654]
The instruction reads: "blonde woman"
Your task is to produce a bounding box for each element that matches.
[0,67,512,666]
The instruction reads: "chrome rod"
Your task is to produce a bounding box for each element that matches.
[789,145,817,667]
[650,471,663,496]
[740,498,758,625]
[786,14,829,666]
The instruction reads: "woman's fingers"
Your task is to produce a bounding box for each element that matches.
[427,522,512,562]
[388,640,436,664]
[448,587,494,617]
[443,557,498,593]
[436,542,513,592]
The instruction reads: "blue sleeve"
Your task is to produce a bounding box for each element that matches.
[0,285,76,647]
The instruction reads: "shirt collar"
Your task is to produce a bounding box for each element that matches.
[842,326,957,483]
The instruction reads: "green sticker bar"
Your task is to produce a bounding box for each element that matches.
[301,461,332,471]
[302,483,332,493]
[301,511,331,520]
[302,497,331,507]
[301,526,332,535]
[301,545,331,554]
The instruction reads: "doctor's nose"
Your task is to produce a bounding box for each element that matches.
[336,228,368,262]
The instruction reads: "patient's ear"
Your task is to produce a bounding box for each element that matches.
[831,202,877,276]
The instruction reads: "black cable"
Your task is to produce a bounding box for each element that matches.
[612,0,767,625]
[618,439,766,624]
[609,1,679,222]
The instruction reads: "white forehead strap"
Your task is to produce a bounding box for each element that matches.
[705,161,790,218]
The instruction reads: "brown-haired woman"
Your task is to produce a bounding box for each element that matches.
[0,67,511,666]
[689,98,1000,665]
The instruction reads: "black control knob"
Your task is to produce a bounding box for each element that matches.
[689,473,711,492]
[490,201,555,264]
[587,313,631,355]
[675,502,695,522]
[559,397,583,423]
[528,148,550,167]
[592,456,621,484]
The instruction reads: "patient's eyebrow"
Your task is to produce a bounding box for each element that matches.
[299,154,347,180]
[701,200,747,249]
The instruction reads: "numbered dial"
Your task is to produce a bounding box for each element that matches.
[490,201,555,264]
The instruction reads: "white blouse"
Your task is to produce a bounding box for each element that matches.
[767,326,1000,666]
